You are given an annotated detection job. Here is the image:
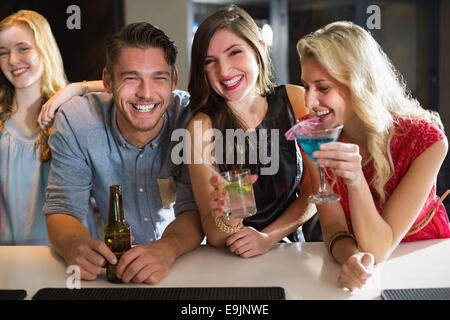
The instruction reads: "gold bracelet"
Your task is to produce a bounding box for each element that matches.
[83,80,88,94]
[214,216,243,234]
[327,231,357,258]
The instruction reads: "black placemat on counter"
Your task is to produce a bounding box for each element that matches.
[0,289,27,300]
[381,288,450,300]
[32,287,285,300]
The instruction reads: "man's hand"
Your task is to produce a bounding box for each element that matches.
[115,240,175,284]
[69,238,117,281]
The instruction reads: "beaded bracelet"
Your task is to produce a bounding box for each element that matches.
[327,231,357,258]
[214,216,243,234]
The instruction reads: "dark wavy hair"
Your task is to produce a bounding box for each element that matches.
[105,22,177,77]
[188,5,274,172]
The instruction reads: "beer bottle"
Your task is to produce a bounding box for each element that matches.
[104,185,131,283]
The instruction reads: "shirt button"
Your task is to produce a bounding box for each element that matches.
[149,238,154,242]
[139,188,144,192]
[139,154,143,158]
[143,217,148,222]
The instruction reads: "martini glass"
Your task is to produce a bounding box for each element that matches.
[287,119,343,204]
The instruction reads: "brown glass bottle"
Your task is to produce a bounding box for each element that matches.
[104,185,131,283]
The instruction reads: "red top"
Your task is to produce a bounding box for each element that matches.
[326,117,450,242]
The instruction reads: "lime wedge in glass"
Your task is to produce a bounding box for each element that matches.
[219,182,251,196]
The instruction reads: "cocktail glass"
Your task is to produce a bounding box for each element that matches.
[287,119,343,204]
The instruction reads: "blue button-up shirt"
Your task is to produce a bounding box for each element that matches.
[43,90,197,245]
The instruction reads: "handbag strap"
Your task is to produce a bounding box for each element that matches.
[406,189,450,237]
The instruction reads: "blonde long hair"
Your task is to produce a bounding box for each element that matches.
[297,21,443,204]
[0,10,68,161]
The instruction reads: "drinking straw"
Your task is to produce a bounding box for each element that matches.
[199,158,230,185]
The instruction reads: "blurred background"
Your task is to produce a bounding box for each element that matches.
[1,0,449,199]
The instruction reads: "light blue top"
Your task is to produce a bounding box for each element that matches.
[0,118,50,245]
[43,91,197,245]
[0,118,98,245]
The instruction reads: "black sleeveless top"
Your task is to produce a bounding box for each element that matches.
[244,85,304,242]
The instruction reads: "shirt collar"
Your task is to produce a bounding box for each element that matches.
[110,104,168,151]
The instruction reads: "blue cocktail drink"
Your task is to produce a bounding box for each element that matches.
[286,119,343,204]
[295,136,338,166]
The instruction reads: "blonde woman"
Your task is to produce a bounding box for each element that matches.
[0,10,101,244]
[296,21,449,290]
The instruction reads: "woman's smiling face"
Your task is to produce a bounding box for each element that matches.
[0,24,43,91]
[204,28,260,104]
[301,57,354,127]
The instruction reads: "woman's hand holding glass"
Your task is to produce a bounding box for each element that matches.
[209,174,258,217]
[209,174,273,258]
[313,142,364,186]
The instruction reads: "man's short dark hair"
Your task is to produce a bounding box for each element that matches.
[105,22,178,76]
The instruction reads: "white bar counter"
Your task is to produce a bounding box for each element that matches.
[1,239,450,300]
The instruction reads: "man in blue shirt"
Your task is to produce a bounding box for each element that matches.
[43,22,202,284]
